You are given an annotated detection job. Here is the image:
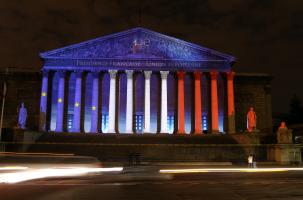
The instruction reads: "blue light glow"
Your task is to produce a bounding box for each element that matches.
[101,74,110,133]
[135,114,143,133]
[102,114,108,133]
[167,116,174,134]
[218,74,225,133]
[67,73,76,132]
[202,115,208,131]
[50,72,59,131]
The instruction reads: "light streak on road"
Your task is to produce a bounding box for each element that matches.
[159,168,303,174]
[0,166,28,171]
[0,167,123,184]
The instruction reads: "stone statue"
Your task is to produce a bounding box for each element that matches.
[277,121,293,144]
[247,107,257,133]
[18,102,27,129]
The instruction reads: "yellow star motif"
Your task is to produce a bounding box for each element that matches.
[92,106,96,111]
[58,98,62,103]
[75,102,79,107]
[42,92,46,97]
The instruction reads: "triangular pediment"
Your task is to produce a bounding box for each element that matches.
[40,27,235,62]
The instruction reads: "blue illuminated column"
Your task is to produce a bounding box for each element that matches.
[125,70,134,133]
[143,71,152,133]
[90,72,100,133]
[55,71,66,132]
[39,70,49,131]
[108,70,117,133]
[72,71,83,132]
[160,71,169,133]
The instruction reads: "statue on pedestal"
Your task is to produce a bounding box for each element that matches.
[277,121,293,144]
[17,102,27,129]
[247,107,257,133]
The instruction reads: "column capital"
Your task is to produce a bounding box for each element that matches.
[125,70,134,79]
[144,71,152,79]
[41,69,50,76]
[194,71,202,80]
[57,70,66,78]
[73,69,84,73]
[91,71,99,78]
[160,71,169,79]
[177,71,185,79]
[74,70,83,78]
[210,71,218,80]
[109,70,118,78]
[226,71,235,80]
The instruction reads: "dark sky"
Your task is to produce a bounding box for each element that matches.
[0,0,302,113]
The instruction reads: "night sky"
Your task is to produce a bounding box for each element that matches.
[0,0,302,113]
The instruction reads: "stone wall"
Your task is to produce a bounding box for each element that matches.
[0,71,272,134]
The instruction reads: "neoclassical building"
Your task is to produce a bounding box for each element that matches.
[39,27,239,134]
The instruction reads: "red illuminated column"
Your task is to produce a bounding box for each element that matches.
[194,71,202,134]
[210,71,219,133]
[227,71,236,134]
[177,71,185,134]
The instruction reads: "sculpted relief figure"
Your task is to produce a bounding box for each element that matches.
[247,107,257,133]
[277,121,293,144]
[18,102,27,129]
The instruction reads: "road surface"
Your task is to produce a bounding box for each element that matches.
[1,169,303,200]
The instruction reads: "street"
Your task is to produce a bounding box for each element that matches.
[1,169,303,200]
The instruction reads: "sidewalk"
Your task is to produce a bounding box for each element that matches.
[101,161,302,168]
[0,152,301,170]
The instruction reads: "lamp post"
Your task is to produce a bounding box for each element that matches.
[0,81,6,141]
[0,68,9,141]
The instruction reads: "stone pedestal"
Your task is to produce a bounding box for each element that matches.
[12,128,25,142]
[268,144,302,165]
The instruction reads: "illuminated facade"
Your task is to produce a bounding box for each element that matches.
[39,27,237,134]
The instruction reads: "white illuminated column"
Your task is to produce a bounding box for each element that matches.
[108,70,117,133]
[160,71,169,133]
[125,70,134,133]
[143,71,152,133]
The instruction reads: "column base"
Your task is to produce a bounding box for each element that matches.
[227,130,236,134]
[108,129,116,134]
[177,130,185,134]
[72,129,80,133]
[55,128,63,133]
[193,130,203,135]
[160,131,168,134]
[211,130,220,134]
[125,130,133,134]
[90,131,99,133]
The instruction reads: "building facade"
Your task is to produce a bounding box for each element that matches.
[38,27,240,134]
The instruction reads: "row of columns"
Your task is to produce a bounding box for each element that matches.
[40,70,235,134]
